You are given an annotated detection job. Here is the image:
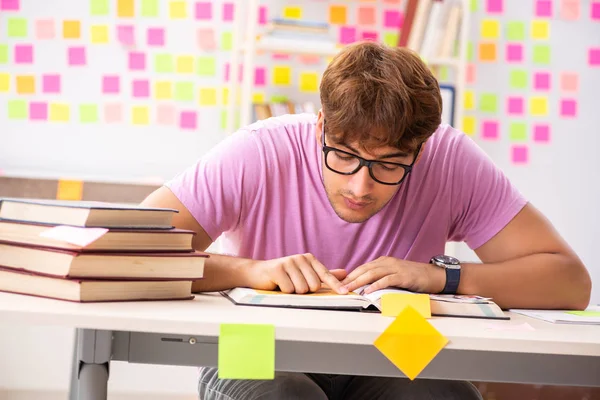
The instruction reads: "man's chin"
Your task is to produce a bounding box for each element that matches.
[333,206,375,224]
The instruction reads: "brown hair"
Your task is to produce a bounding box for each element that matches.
[320,41,442,152]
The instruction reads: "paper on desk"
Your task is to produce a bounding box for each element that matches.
[510,309,600,325]
[218,323,275,380]
[381,293,431,318]
[40,225,109,247]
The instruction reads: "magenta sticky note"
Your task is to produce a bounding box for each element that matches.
[592,2,600,20]
[223,2,234,21]
[258,6,268,25]
[68,46,86,66]
[487,0,503,13]
[533,124,550,143]
[132,79,149,98]
[511,145,529,164]
[1,0,19,11]
[254,67,266,86]
[589,48,600,66]
[157,104,176,125]
[534,72,551,90]
[195,2,212,20]
[481,120,499,140]
[42,74,60,93]
[117,25,135,46]
[102,75,120,94]
[40,226,108,247]
[197,28,216,50]
[272,53,291,60]
[535,0,553,17]
[339,26,357,45]
[507,97,524,115]
[361,30,379,41]
[129,52,146,70]
[15,44,33,64]
[29,102,47,121]
[384,10,403,28]
[36,19,55,39]
[560,0,580,20]
[560,98,577,117]
[179,111,197,130]
[147,27,165,46]
[506,43,523,62]
[560,72,578,92]
[103,103,122,123]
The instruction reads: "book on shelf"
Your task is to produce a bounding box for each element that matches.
[267,18,329,35]
[221,285,508,320]
[252,101,317,122]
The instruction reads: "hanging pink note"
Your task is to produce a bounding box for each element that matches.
[117,25,135,46]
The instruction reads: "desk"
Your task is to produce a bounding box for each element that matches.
[0,292,599,400]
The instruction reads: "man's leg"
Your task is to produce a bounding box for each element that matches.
[198,367,328,400]
[342,376,483,400]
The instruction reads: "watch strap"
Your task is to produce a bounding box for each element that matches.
[441,267,461,294]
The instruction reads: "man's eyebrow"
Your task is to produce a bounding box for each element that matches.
[340,142,410,159]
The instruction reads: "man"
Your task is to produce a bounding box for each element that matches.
[141,41,591,400]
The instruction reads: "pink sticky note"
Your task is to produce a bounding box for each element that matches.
[298,55,321,64]
[254,67,266,86]
[36,19,55,39]
[132,79,149,98]
[506,43,523,62]
[179,111,197,130]
[533,124,550,143]
[560,72,578,92]
[1,0,19,11]
[592,2,600,20]
[157,104,176,125]
[485,322,535,331]
[384,10,403,28]
[535,0,553,17]
[466,64,476,84]
[560,98,577,117]
[507,96,524,115]
[42,74,60,93]
[29,102,47,121]
[589,47,600,66]
[102,75,120,94]
[560,0,580,20]
[129,52,146,70]
[339,26,357,45]
[258,6,268,25]
[272,53,291,60]
[197,28,216,50]
[68,46,86,66]
[224,63,243,82]
[534,72,551,90]
[147,27,165,46]
[487,0,503,13]
[361,30,379,41]
[40,226,109,247]
[481,120,499,140]
[103,103,122,123]
[195,2,212,20]
[511,145,529,164]
[222,2,234,21]
[14,44,33,64]
[117,25,135,46]
[358,6,376,25]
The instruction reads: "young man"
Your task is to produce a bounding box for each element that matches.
[141,41,591,400]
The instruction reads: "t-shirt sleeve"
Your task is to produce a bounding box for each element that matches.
[164,128,263,242]
[448,134,528,250]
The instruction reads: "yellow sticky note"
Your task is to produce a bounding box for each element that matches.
[462,116,476,136]
[252,92,265,104]
[531,20,549,40]
[90,25,109,44]
[63,20,81,39]
[50,103,70,122]
[222,88,230,105]
[16,75,35,94]
[132,106,149,125]
[218,324,275,380]
[0,73,10,92]
[329,5,347,24]
[56,180,83,201]
[169,1,187,19]
[299,72,318,93]
[374,306,448,380]
[480,19,499,39]
[273,66,291,86]
[176,56,194,74]
[199,88,217,106]
[283,6,302,19]
[530,96,548,116]
[155,81,172,99]
[118,0,134,17]
[381,293,431,318]
[463,90,475,111]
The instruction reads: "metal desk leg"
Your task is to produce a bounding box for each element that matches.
[70,329,113,400]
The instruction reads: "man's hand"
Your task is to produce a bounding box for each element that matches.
[341,257,445,294]
[243,253,349,294]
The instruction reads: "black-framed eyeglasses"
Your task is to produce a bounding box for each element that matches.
[321,119,421,186]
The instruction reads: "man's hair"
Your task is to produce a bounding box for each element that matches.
[320,41,442,152]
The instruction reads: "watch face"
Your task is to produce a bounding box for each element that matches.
[436,255,460,265]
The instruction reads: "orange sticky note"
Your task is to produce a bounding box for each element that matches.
[381,293,431,318]
[56,180,83,201]
[329,5,347,24]
[374,306,448,380]
[118,0,134,17]
[63,20,81,39]
[478,42,497,62]
[16,75,35,94]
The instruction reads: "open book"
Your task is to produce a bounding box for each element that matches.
[222,286,508,320]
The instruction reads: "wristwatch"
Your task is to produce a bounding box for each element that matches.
[430,254,461,294]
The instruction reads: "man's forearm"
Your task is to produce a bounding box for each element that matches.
[459,253,591,310]
[191,253,255,292]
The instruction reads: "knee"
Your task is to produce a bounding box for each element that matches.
[406,379,483,400]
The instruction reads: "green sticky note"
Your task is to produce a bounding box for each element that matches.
[479,93,498,113]
[0,45,8,64]
[438,66,449,81]
[383,32,399,47]
[8,18,27,38]
[155,54,173,73]
[566,311,600,317]
[270,94,288,103]
[506,21,525,41]
[141,0,159,17]
[175,81,194,101]
[197,56,216,76]
[90,0,109,15]
[470,0,478,12]
[8,100,28,120]
[218,324,275,380]
[509,122,527,141]
[221,32,233,51]
[79,104,98,123]
[509,70,528,89]
[532,45,551,65]
[467,41,474,62]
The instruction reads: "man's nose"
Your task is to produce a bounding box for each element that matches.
[347,165,374,198]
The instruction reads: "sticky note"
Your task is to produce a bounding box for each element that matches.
[174,82,194,101]
[40,226,108,247]
[197,28,216,50]
[195,2,212,19]
[486,0,503,13]
[479,93,498,113]
[273,66,291,86]
[509,69,528,89]
[300,72,319,93]
[383,32,399,47]
[536,0,553,16]
[254,67,266,86]
[196,56,216,77]
[529,96,548,116]
[169,1,187,18]
[258,5,268,25]
[179,111,197,130]
[8,100,27,119]
[361,31,379,42]
[284,6,303,20]
[462,116,476,136]
[271,95,288,103]
[339,26,357,44]
[102,75,120,94]
[103,103,122,123]
[330,5,348,24]
[478,43,496,62]
[533,45,551,64]
[561,0,580,20]
[591,1,600,19]
[68,46,86,66]
[463,90,475,111]
[566,310,600,317]
[78,104,98,123]
[511,145,528,164]
[16,75,35,94]
[29,102,47,121]
[509,122,527,141]
[381,294,431,318]
[0,45,8,64]
[218,324,275,380]
[199,88,217,106]
[63,20,81,39]
[466,64,476,84]
[176,56,194,74]
[374,306,448,380]
[531,20,550,40]
[221,32,232,51]
[90,0,109,16]
[506,21,525,40]
[117,0,134,17]
[507,96,524,115]
[384,10,402,28]
[117,25,135,46]
[132,106,149,125]
[560,98,577,117]
[560,72,578,92]
[56,180,83,201]
[129,52,146,70]
[8,18,27,38]
[481,19,500,39]
[49,103,70,122]
[14,45,33,64]
[154,81,172,99]
[141,0,158,17]
[471,0,478,12]
[0,73,9,92]
[154,54,173,73]
[132,80,150,98]
[91,25,109,44]
[147,28,164,46]
[589,48,600,66]
[467,41,474,62]
[481,120,499,140]
[359,6,376,25]
[222,3,234,21]
[534,72,551,90]
[506,43,523,62]
[157,104,175,125]
[252,92,265,104]
[36,19,54,39]
[1,0,19,11]
[220,110,227,130]
[533,124,550,143]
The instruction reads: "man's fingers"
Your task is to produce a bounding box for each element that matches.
[343,267,391,292]
[271,266,295,294]
[309,258,347,294]
[284,262,310,294]
[341,264,371,285]
[297,262,322,292]
[330,269,348,281]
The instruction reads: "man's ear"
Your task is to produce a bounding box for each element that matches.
[415,141,427,164]
[315,109,324,146]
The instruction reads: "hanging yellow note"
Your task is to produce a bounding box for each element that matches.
[529,96,548,116]
[49,103,70,122]
[480,19,499,39]
[176,56,194,74]
[283,6,302,19]
[381,293,431,318]
[462,116,476,136]
[374,306,448,380]
[273,66,291,86]
[300,72,318,93]
[252,92,265,104]
[531,20,550,40]
[56,180,83,201]
[199,88,217,106]
[222,88,230,105]
[16,75,35,94]
[463,90,475,111]
[155,81,172,99]
[0,73,10,92]
[63,20,81,39]
[132,106,149,125]
[117,0,134,17]
[169,1,187,19]
[90,25,109,44]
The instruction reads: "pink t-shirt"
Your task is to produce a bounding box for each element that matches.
[167,113,527,271]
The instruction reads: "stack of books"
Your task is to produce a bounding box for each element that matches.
[0,198,207,303]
